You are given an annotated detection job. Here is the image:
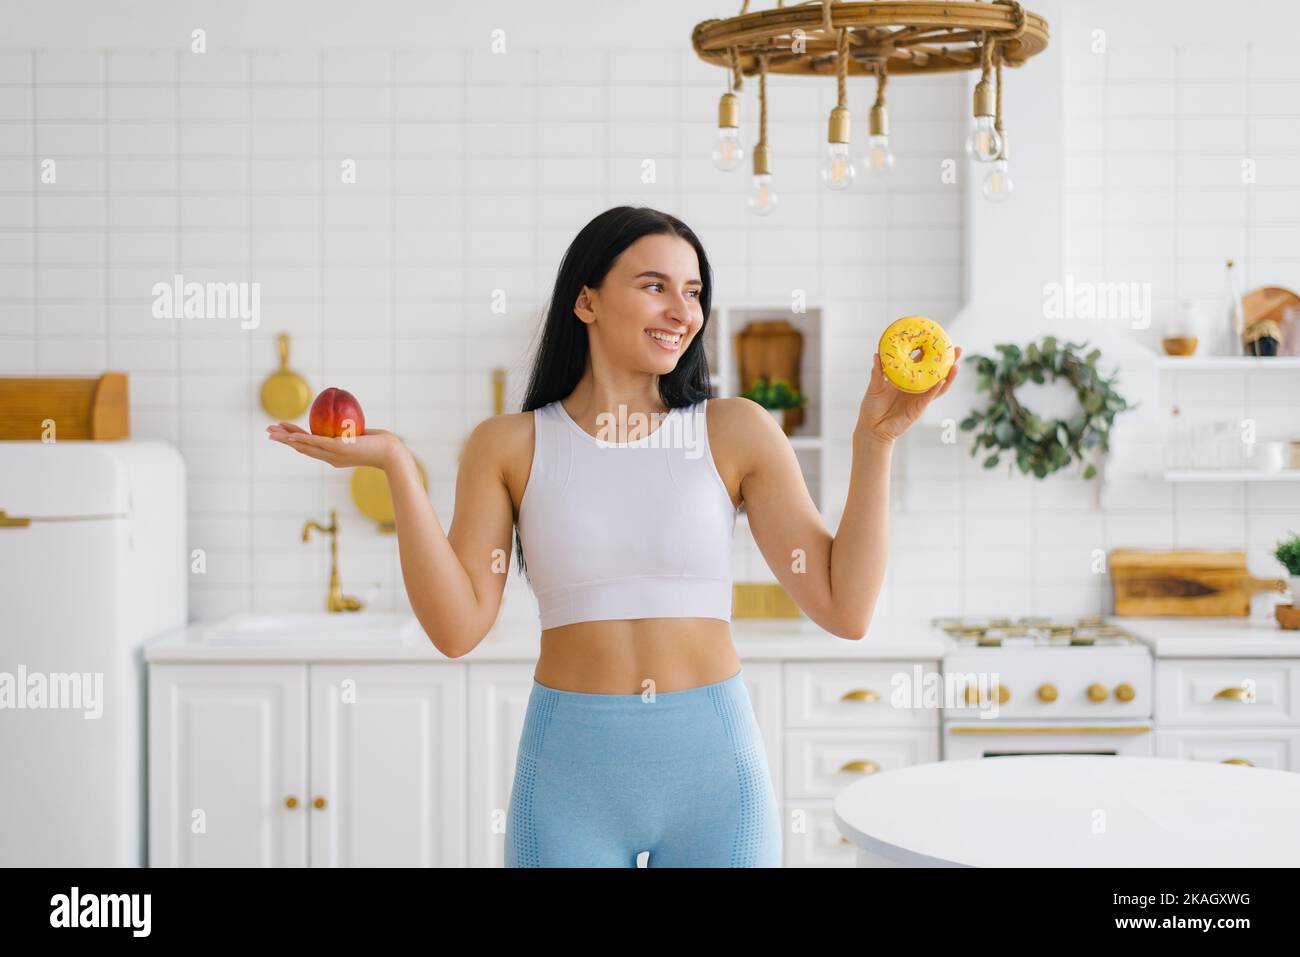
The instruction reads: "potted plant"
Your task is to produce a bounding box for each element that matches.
[1276,532,1300,601]
[741,376,807,433]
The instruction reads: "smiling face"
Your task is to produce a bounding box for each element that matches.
[574,233,706,374]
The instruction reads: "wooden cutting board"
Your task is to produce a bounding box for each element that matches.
[1110,548,1287,617]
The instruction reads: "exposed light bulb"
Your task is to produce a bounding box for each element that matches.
[712,126,744,171]
[713,92,744,172]
[965,115,1003,162]
[748,173,777,215]
[821,141,855,190]
[864,133,894,173]
[967,78,1002,162]
[982,158,1013,201]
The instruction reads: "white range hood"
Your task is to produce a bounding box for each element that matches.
[926,0,1161,479]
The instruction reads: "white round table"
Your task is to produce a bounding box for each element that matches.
[833,755,1300,867]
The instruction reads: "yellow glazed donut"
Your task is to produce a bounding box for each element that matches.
[877,316,955,394]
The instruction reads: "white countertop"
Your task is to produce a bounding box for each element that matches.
[142,611,1300,663]
[1118,616,1300,658]
[834,754,1300,867]
[143,613,948,663]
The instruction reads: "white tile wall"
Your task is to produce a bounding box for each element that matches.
[0,44,967,629]
[6,20,1291,637]
[915,34,1300,623]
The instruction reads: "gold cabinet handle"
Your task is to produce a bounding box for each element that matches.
[1087,682,1109,702]
[0,509,32,528]
[1221,758,1254,767]
[284,796,299,809]
[1114,682,1136,702]
[840,759,880,775]
[1214,686,1248,701]
[313,796,327,810]
[841,689,879,703]
[839,836,850,844]
[965,684,1011,706]
[1037,683,1058,703]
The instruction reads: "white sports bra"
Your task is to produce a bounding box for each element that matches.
[516,397,738,631]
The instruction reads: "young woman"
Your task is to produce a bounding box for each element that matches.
[268,205,959,868]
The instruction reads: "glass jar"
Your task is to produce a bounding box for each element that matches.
[1161,300,1202,357]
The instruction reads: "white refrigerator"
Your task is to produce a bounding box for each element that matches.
[0,439,186,866]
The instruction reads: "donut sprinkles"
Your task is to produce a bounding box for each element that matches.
[878,316,955,394]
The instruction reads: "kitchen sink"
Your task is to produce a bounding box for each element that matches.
[202,612,424,644]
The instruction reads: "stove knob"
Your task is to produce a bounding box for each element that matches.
[996,684,1010,704]
[1115,682,1136,702]
[1087,682,1109,702]
[1037,683,1058,702]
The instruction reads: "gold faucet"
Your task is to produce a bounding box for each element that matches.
[302,509,363,612]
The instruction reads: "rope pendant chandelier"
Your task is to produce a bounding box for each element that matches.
[692,0,1049,212]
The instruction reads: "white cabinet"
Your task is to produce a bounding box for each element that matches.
[1154,658,1300,772]
[308,664,465,866]
[149,655,943,867]
[1155,659,1300,726]
[784,661,938,728]
[149,663,465,866]
[149,665,308,867]
[781,661,941,867]
[466,663,536,869]
[1155,728,1300,771]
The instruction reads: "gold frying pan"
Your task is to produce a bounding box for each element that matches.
[260,333,312,420]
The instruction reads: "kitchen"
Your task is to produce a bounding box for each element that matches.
[2,0,1300,884]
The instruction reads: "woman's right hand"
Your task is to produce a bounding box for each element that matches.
[266,421,406,471]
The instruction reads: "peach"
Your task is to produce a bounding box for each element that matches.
[309,387,366,439]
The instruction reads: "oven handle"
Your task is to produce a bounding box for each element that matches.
[948,725,1151,735]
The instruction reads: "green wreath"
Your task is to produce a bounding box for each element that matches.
[958,336,1134,480]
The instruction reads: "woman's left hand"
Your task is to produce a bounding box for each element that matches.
[856,346,962,445]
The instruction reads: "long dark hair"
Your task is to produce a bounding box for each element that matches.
[513,205,716,581]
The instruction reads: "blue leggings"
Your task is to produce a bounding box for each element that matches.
[505,666,782,867]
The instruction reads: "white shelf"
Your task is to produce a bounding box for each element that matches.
[705,303,829,518]
[1156,357,1300,370]
[1161,469,1300,482]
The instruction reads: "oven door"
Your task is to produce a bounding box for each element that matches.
[943,720,1155,760]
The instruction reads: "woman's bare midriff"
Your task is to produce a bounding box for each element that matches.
[533,617,741,694]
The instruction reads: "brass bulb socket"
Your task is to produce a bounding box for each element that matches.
[973,78,994,118]
[868,103,888,137]
[718,91,740,129]
[827,105,850,144]
[752,142,770,176]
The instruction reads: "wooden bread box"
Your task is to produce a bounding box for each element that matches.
[0,373,130,440]
[1110,548,1288,617]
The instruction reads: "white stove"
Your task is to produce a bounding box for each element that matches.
[933,615,1155,761]
[934,614,1140,648]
